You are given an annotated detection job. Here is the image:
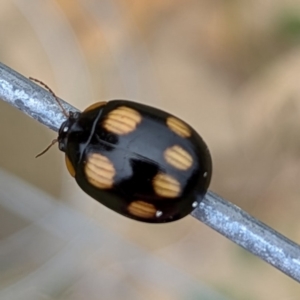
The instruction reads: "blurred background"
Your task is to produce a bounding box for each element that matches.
[0,0,300,299]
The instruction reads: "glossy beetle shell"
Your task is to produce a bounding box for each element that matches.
[58,100,212,223]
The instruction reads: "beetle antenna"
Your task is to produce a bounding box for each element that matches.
[29,77,69,118]
[35,139,58,158]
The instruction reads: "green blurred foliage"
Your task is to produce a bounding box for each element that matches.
[277,9,300,41]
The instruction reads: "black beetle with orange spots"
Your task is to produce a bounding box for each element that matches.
[32,78,212,223]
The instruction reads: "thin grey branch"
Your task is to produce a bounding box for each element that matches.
[1,62,300,282]
[0,62,77,131]
[192,191,300,282]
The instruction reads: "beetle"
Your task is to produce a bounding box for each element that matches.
[32,78,212,223]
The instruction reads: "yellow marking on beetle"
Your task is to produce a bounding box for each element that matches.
[83,101,107,113]
[153,173,181,198]
[164,145,193,170]
[166,116,191,138]
[84,153,115,189]
[65,154,76,177]
[128,201,157,218]
[103,106,142,135]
